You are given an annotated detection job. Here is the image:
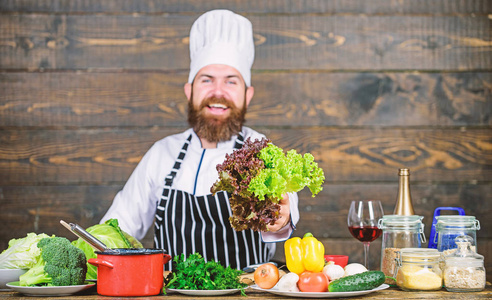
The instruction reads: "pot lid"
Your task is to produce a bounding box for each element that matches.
[95,248,166,255]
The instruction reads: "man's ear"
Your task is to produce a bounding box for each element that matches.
[184,83,192,101]
[245,86,254,107]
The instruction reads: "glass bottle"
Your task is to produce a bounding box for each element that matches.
[393,168,415,215]
[395,248,442,291]
[443,235,486,292]
[436,215,480,254]
[378,215,426,285]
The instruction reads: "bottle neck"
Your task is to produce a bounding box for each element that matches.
[394,173,415,215]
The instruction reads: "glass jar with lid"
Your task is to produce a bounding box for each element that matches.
[443,235,486,292]
[395,248,442,291]
[436,215,480,254]
[378,215,426,284]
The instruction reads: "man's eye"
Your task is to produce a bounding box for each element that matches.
[227,80,237,85]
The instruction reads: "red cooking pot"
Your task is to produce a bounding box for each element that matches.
[88,248,171,296]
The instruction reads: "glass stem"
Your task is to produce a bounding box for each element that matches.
[363,242,370,269]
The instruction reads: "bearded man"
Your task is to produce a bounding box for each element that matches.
[101,9,299,270]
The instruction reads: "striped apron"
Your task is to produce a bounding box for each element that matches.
[154,133,270,270]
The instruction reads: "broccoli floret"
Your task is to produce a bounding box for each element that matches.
[19,237,87,286]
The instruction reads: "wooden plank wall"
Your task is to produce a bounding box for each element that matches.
[1,0,491,279]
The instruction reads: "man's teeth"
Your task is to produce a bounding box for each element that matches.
[209,103,227,109]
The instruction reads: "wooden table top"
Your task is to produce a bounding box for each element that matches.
[1,283,491,299]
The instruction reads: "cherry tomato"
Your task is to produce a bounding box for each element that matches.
[297,271,329,292]
[254,263,280,289]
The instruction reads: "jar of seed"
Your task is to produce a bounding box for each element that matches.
[378,215,426,285]
[443,235,486,292]
[394,248,442,291]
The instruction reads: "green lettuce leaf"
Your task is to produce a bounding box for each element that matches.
[249,145,324,200]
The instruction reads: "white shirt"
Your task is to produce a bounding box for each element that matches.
[101,127,299,257]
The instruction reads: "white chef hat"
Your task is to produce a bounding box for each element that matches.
[188,9,255,86]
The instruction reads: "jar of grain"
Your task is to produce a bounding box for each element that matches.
[378,215,425,285]
[395,248,442,291]
[436,215,480,254]
[443,235,486,292]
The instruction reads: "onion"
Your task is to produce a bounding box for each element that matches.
[322,262,344,281]
[343,263,367,276]
[275,272,299,292]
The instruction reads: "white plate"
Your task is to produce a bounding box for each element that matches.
[6,281,95,296]
[250,284,389,298]
[167,288,241,296]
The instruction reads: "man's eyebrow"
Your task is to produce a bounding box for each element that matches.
[197,74,240,79]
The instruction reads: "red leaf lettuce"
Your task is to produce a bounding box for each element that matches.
[211,138,324,232]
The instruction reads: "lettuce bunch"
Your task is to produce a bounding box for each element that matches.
[211,138,324,232]
[0,233,52,269]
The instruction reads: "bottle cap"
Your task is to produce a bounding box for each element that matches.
[399,168,409,176]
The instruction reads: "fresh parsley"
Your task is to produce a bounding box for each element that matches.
[164,253,247,296]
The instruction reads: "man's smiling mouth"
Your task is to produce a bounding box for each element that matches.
[208,103,228,109]
[207,103,230,114]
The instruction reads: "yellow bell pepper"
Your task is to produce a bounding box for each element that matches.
[285,232,325,274]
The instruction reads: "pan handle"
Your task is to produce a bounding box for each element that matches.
[88,258,114,269]
[60,220,108,252]
[163,254,172,264]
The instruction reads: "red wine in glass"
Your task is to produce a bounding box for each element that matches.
[347,200,384,269]
[348,226,382,243]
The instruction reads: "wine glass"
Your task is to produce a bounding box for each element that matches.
[347,200,384,269]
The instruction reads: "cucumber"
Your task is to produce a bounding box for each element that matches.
[328,271,385,292]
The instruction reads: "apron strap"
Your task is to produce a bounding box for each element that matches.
[233,131,244,150]
[165,131,244,187]
[164,134,192,188]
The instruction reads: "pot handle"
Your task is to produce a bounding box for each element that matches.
[88,258,114,269]
[163,254,172,264]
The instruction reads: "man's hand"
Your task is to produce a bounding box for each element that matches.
[267,194,291,232]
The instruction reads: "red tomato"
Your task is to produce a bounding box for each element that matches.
[297,271,329,292]
[254,263,280,289]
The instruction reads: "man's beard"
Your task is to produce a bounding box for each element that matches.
[188,95,247,143]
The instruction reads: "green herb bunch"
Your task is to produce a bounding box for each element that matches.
[164,253,247,295]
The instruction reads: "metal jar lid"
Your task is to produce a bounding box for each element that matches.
[378,215,424,229]
[398,248,441,263]
[436,215,480,231]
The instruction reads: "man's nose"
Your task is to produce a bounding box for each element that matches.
[211,81,225,97]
